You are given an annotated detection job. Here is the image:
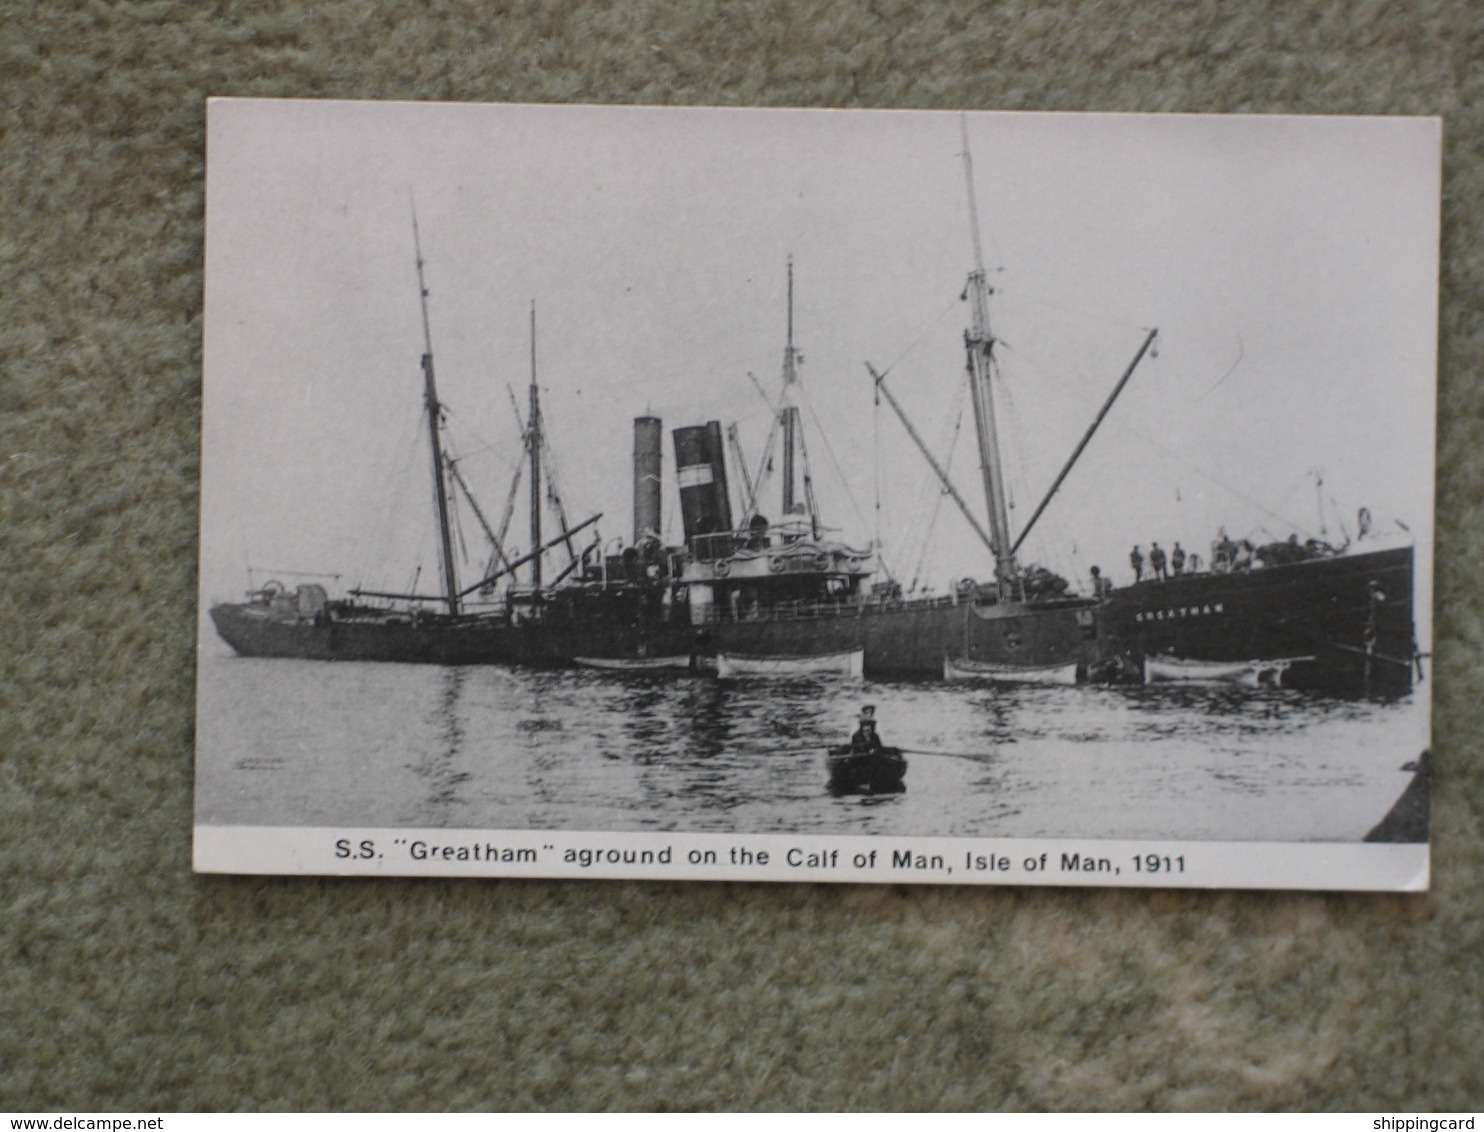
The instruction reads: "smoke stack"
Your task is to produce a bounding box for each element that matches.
[672,421,733,557]
[633,416,662,543]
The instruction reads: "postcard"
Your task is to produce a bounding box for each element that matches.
[195,100,1437,890]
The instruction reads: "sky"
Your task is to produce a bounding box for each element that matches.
[200,100,1438,642]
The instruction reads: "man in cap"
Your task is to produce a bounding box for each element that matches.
[1090,564,1113,599]
[850,704,884,752]
[1150,541,1168,582]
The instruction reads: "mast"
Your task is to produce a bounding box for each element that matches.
[459,512,603,597]
[1009,328,1158,557]
[447,458,516,579]
[780,256,802,518]
[411,206,461,616]
[528,301,542,590]
[726,422,760,520]
[867,363,999,559]
[960,119,1016,599]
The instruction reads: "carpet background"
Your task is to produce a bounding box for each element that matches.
[2,0,1481,1111]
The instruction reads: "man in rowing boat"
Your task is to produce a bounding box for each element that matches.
[850,705,884,752]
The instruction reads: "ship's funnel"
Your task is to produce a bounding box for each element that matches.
[672,421,733,559]
[633,415,663,543]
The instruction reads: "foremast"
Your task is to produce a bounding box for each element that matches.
[780,256,806,525]
[743,257,820,538]
[411,208,461,617]
[528,301,542,591]
[960,120,1017,601]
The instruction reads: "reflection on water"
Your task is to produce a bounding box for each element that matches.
[405,667,471,825]
[196,658,1427,842]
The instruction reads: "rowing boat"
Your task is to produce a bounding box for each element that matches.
[826,745,907,794]
[1142,654,1314,687]
[943,656,1079,685]
[716,650,864,678]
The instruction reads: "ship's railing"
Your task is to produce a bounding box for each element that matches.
[860,593,958,614]
[694,591,959,624]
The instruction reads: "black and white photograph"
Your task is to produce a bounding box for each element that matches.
[195,100,1437,889]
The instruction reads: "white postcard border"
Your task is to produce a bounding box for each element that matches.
[194,102,1439,895]
[194,825,1429,892]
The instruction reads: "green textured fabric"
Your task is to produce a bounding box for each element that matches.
[3,0,1481,1111]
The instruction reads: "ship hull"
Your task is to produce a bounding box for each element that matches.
[213,546,1416,698]
[209,603,520,665]
[209,601,699,668]
[213,593,1096,679]
[1095,545,1416,696]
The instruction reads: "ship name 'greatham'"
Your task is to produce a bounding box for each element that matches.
[409,840,537,862]
[1134,603,1224,623]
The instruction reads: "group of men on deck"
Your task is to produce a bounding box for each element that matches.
[1128,541,1188,583]
[1209,529,1258,573]
[1103,528,1332,591]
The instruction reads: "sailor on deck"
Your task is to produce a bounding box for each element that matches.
[1212,529,1236,573]
[1130,545,1144,583]
[850,705,884,752]
[1090,565,1113,599]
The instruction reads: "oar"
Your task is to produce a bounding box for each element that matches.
[896,747,996,763]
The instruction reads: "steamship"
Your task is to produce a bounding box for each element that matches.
[212,134,1418,698]
[581,130,1418,695]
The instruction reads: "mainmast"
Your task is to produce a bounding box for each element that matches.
[527,301,542,591]
[411,207,461,617]
[780,256,803,519]
[960,119,1017,599]
[776,257,821,537]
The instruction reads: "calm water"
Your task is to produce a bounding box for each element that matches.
[195,656,1427,842]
